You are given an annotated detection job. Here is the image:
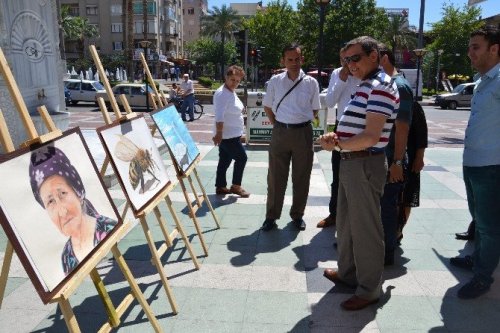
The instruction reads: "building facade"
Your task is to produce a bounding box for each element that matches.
[60,0,183,64]
[181,0,207,46]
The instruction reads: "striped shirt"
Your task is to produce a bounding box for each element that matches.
[336,69,399,150]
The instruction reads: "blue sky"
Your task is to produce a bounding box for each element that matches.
[209,0,498,30]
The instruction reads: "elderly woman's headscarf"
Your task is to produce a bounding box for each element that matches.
[29,145,98,218]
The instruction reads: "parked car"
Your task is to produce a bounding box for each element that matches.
[434,82,475,109]
[96,83,154,108]
[64,87,71,106]
[64,79,105,105]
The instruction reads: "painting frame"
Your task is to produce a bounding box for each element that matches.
[0,128,122,304]
[96,114,171,217]
[150,104,200,175]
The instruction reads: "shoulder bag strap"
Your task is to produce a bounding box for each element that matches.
[275,75,305,114]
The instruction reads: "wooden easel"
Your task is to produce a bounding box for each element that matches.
[138,54,221,236]
[0,48,162,332]
[90,45,204,314]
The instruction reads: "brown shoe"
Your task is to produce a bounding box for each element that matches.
[216,187,231,195]
[230,185,250,198]
[341,295,379,311]
[317,215,335,228]
[323,269,356,288]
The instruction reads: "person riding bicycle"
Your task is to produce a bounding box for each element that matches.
[169,83,181,104]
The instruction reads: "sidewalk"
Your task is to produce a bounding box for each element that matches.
[1,136,499,332]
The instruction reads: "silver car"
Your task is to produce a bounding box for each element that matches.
[64,79,105,105]
[96,83,155,108]
[434,82,475,110]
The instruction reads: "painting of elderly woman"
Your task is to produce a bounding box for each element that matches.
[0,128,120,301]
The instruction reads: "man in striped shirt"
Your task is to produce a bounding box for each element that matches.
[319,36,399,311]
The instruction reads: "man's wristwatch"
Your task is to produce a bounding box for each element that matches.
[393,159,403,167]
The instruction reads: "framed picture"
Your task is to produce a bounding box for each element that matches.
[150,105,200,174]
[0,128,122,304]
[97,115,171,216]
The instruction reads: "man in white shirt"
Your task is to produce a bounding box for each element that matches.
[261,43,321,231]
[317,47,361,228]
[179,73,195,121]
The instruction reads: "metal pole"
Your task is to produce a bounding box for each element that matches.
[143,0,150,113]
[435,50,442,93]
[317,4,327,91]
[415,0,425,101]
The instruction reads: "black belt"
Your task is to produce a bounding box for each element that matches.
[274,120,311,129]
[340,150,385,160]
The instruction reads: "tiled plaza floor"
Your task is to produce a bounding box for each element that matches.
[1,137,499,332]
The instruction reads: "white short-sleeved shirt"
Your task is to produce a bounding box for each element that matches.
[263,70,321,124]
[180,79,194,95]
[325,67,361,121]
[213,85,244,139]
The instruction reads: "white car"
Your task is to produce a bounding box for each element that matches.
[96,83,155,108]
[64,79,105,105]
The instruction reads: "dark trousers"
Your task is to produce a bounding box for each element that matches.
[215,137,247,188]
[381,181,405,257]
[266,124,313,220]
[463,165,500,286]
[329,150,341,216]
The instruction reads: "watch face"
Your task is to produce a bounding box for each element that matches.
[394,160,403,166]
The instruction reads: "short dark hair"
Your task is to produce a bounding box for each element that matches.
[226,65,245,78]
[345,36,380,60]
[282,43,301,57]
[470,25,500,56]
[378,43,396,66]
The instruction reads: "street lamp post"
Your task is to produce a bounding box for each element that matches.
[414,48,427,101]
[315,0,330,91]
[435,49,444,93]
[139,40,152,113]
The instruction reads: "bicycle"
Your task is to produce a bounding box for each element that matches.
[171,97,204,120]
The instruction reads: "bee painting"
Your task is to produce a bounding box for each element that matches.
[114,135,160,193]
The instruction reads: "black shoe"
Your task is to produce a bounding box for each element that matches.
[455,221,475,240]
[293,218,306,231]
[457,278,490,299]
[188,119,194,122]
[261,219,277,231]
[450,255,473,271]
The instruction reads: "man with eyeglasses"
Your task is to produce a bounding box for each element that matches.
[317,47,361,229]
[318,36,399,311]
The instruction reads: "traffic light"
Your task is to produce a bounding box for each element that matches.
[256,48,263,63]
[233,30,247,63]
[250,48,257,61]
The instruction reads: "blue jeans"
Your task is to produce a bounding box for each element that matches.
[328,150,341,217]
[463,165,500,286]
[215,137,247,187]
[381,181,405,257]
[180,94,194,120]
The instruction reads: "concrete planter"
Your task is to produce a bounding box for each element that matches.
[32,111,70,135]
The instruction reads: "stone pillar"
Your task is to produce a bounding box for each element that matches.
[0,0,69,152]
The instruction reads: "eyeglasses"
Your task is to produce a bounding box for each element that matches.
[343,53,365,64]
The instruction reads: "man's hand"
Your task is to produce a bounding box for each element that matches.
[317,133,339,151]
[212,132,222,146]
[412,156,424,173]
[339,65,350,82]
[388,163,404,183]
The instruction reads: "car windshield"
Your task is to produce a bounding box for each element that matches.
[93,82,105,90]
[452,84,466,94]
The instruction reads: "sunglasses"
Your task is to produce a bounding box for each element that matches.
[343,53,366,64]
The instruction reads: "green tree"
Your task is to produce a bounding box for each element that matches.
[185,37,237,76]
[297,0,388,69]
[383,14,417,59]
[427,3,482,79]
[201,5,241,79]
[245,0,299,69]
[60,5,100,58]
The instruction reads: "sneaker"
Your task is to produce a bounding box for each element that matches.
[317,215,335,228]
[261,218,277,231]
[450,255,473,271]
[457,278,490,299]
[230,185,250,198]
[215,187,231,195]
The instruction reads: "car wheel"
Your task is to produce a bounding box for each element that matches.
[439,104,447,109]
[448,101,457,110]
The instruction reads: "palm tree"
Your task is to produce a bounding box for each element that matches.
[385,14,417,66]
[60,5,100,58]
[201,5,241,79]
